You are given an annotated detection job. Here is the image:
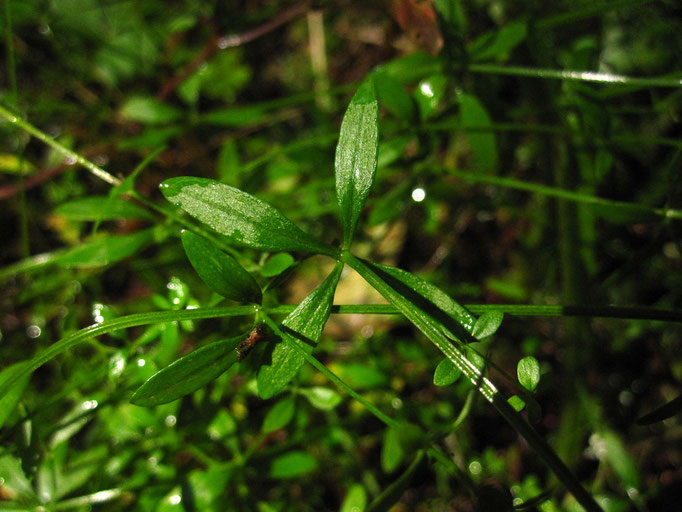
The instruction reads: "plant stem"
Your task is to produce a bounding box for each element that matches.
[0,104,121,186]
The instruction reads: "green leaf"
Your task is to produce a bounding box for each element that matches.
[120,96,182,124]
[261,252,295,277]
[160,177,335,256]
[257,263,343,399]
[415,74,446,120]
[365,261,478,343]
[58,228,156,268]
[335,363,387,390]
[300,386,342,410]
[181,230,261,303]
[470,22,527,62]
[341,484,367,512]
[130,335,242,406]
[0,364,31,429]
[335,80,379,248]
[269,451,318,479]
[472,311,504,339]
[517,356,540,392]
[508,395,526,412]
[381,427,404,473]
[374,71,416,121]
[55,196,154,221]
[459,93,498,172]
[433,358,462,386]
[262,394,296,433]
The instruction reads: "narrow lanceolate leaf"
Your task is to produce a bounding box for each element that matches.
[160,177,335,256]
[58,229,156,268]
[181,230,261,303]
[335,80,379,248]
[343,253,603,512]
[257,262,343,399]
[0,363,31,429]
[130,335,242,406]
[55,196,155,221]
[367,261,478,343]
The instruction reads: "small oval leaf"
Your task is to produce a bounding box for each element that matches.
[472,311,504,339]
[262,394,296,433]
[131,335,242,406]
[335,79,379,248]
[433,358,462,386]
[517,356,540,392]
[261,252,295,277]
[269,451,318,479]
[301,386,342,411]
[507,395,526,412]
[160,177,334,255]
[181,230,261,303]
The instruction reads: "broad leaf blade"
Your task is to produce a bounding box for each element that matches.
[335,80,379,248]
[257,262,343,399]
[161,177,335,255]
[181,230,261,303]
[131,335,242,406]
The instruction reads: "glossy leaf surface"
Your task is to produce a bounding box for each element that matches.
[161,177,335,255]
[472,311,504,339]
[181,230,261,303]
[131,335,242,406]
[433,358,462,387]
[517,356,541,392]
[257,263,343,399]
[335,80,379,248]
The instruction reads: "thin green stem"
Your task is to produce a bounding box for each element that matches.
[260,313,398,429]
[0,306,257,399]
[436,167,682,220]
[0,103,121,186]
[469,63,682,89]
[2,0,18,104]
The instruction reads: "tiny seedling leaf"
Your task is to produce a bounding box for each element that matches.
[301,386,342,410]
[335,79,379,248]
[160,177,335,255]
[261,252,295,277]
[262,394,296,433]
[181,230,261,303]
[517,356,540,392]
[131,335,242,406]
[433,358,462,386]
[257,262,343,399]
[472,311,504,339]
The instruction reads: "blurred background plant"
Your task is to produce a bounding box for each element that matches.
[1,1,681,511]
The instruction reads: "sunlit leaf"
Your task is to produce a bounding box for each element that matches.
[517,356,540,392]
[257,262,343,399]
[161,177,335,255]
[335,80,379,248]
[433,358,462,386]
[300,386,342,410]
[472,311,504,339]
[130,335,242,406]
[181,230,261,303]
